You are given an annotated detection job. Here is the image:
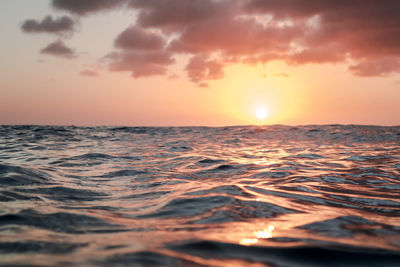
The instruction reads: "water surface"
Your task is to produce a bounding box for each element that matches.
[1,125,400,266]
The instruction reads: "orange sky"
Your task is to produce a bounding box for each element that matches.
[0,0,399,126]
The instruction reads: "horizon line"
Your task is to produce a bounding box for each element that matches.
[1,123,399,128]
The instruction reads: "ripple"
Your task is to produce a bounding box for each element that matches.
[138,195,235,219]
[0,164,52,186]
[0,241,87,254]
[197,158,226,164]
[169,240,400,267]
[299,216,400,238]
[0,191,41,202]
[97,169,149,178]
[16,186,107,202]
[251,171,292,178]
[295,153,326,159]
[0,209,123,234]
[186,185,251,197]
[100,251,206,267]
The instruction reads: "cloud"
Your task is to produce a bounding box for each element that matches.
[185,55,224,87]
[114,26,165,51]
[80,69,98,77]
[349,59,400,77]
[21,15,74,34]
[129,0,231,30]
[40,40,76,58]
[107,51,174,77]
[245,0,355,18]
[286,45,346,65]
[169,18,303,59]
[23,0,400,83]
[167,0,400,81]
[52,0,126,15]
[244,0,400,61]
[107,24,173,77]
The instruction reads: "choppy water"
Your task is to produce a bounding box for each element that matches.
[1,125,400,267]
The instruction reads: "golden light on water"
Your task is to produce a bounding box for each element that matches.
[239,225,275,246]
[239,238,259,246]
[255,225,275,239]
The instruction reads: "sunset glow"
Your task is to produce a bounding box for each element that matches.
[0,1,399,126]
[255,106,268,120]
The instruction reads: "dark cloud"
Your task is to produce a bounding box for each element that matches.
[21,15,74,34]
[52,0,126,15]
[40,40,76,58]
[114,26,165,51]
[107,51,174,77]
[80,69,98,77]
[129,0,232,30]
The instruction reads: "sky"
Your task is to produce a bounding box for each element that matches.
[0,0,399,126]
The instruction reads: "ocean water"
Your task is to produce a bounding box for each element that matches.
[0,125,400,267]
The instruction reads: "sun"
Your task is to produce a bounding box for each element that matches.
[254,106,268,120]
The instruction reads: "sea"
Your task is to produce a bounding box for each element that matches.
[0,125,400,267]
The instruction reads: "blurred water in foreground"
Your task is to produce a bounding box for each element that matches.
[1,125,400,266]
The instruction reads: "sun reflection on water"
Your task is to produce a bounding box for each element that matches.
[239,238,259,246]
[256,225,275,238]
[239,225,275,246]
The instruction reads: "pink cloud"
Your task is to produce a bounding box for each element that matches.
[185,55,224,87]
[107,51,174,78]
[349,58,400,77]
[108,24,173,77]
